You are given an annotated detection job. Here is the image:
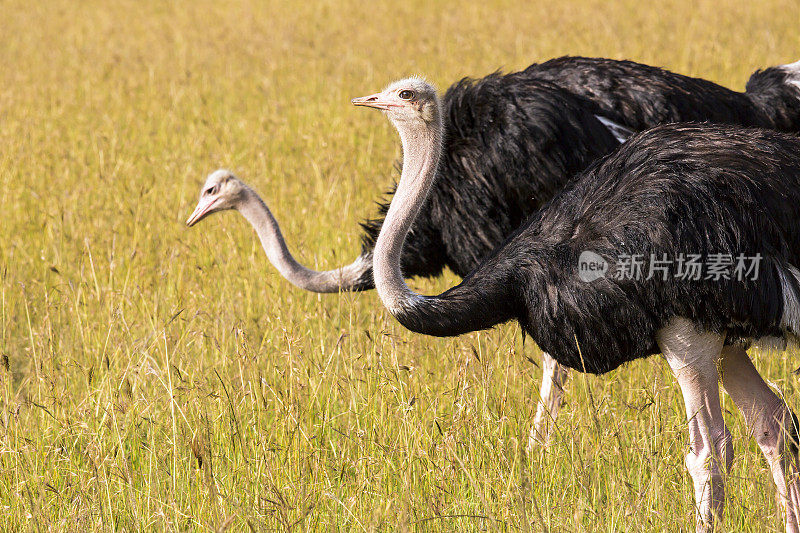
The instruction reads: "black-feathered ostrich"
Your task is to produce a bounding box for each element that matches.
[187,57,800,447]
[345,78,800,530]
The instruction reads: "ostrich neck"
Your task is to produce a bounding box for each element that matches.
[371,113,518,337]
[372,118,443,313]
[237,189,371,293]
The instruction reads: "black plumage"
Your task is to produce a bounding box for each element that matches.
[354,57,800,290]
[395,124,800,374]
[525,56,800,131]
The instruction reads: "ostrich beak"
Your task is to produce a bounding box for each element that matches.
[351,93,393,110]
[186,197,219,227]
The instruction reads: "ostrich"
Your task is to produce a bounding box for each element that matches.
[347,78,800,530]
[187,57,800,446]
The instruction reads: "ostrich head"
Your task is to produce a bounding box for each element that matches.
[351,77,441,128]
[186,169,247,226]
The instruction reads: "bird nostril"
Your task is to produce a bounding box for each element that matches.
[367,96,377,101]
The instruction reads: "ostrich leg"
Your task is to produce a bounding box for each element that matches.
[657,318,731,532]
[719,345,800,532]
[528,352,569,448]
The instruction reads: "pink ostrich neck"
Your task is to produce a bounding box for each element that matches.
[237,188,370,293]
[372,114,444,314]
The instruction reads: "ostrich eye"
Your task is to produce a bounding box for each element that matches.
[205,185,219,196]
[398,90,415,100]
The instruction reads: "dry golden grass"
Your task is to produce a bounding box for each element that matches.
[1,0,800,530]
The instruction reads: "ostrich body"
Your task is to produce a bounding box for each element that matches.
[524,56,800,132]
[187,57,800,445]
[352,78,800,531]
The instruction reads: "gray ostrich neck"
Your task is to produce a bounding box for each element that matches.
[372,118,443,313]
[237,189,370,293]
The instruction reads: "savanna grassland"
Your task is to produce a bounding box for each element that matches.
[2,0,800,530]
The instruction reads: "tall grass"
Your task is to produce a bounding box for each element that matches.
[1,0,799,530]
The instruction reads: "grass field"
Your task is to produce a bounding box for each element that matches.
[2,0,800,530]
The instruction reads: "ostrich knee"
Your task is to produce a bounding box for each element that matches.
[684,424,733,531]
[685,426,733,481]
[529,352,569,448]
[753,403,798,468]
